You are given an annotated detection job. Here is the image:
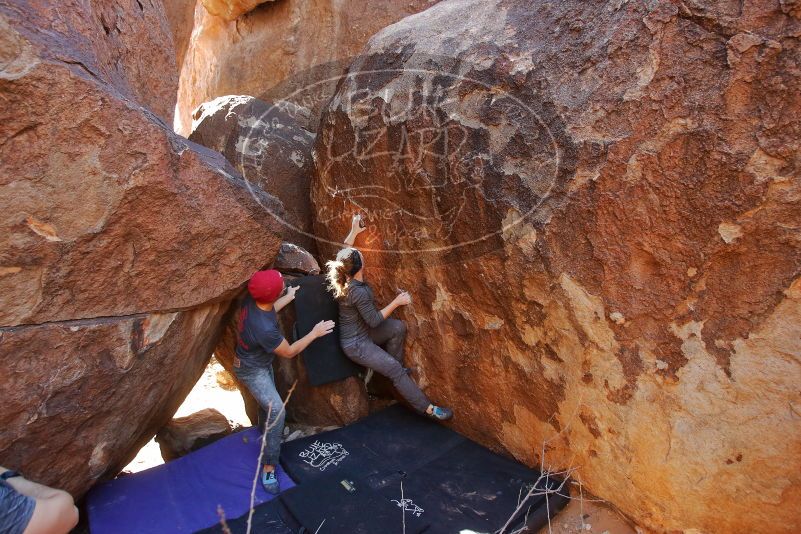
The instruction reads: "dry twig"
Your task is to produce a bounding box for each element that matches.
[495,439,576,534]
[216,504,233,534]
[401,479,406,534]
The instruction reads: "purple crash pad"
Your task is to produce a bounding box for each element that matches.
[87,427,295,534]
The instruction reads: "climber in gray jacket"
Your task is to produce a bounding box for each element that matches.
[325,214,453,421]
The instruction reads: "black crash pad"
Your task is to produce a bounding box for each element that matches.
[194,499,293,534]
[279,404,568,533]
[279,404,464,483]
[279,470,431,534]
[288,275,362,386]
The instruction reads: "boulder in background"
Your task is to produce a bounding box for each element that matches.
[175,0,442,135]
[156,408,233,462]
[190,95,317,252]
[200,0,273,21]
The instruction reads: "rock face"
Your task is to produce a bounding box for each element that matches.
[200,0,272,21]
[310,1,801,532]
[0,0,178,126]
[190,96,317,252]
[1,303,229,495]
[0,0,282,497]
[163,0,198,72]
[273,242,321,276]
[275,361,369,426]
[175,0,442,135]
[156,408,233,462]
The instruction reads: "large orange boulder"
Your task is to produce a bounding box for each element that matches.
[0,0,178,125]
[0,0,282,497]
[175,0,442,135]
[310,1,801,532]
[1,303,229,494]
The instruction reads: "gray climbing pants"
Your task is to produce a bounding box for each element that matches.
[341,318,431,413]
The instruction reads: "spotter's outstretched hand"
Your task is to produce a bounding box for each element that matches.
[312,319,336,338]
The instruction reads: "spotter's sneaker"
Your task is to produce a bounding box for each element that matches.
[262,469,280,495]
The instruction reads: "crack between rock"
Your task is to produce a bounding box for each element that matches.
[0,122,39,150]
[0,295,234,332]
[675,1,737,39]
[60,58,100,79]
[0,312,151,332]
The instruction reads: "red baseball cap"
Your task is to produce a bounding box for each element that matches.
[248,269,284,304]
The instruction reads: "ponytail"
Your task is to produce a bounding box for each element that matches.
[325,248,362,298]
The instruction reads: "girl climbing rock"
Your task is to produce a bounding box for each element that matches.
[325,214,453,421]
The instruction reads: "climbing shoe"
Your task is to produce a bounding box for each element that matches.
[427,405,453,421]
[261,468,280,495]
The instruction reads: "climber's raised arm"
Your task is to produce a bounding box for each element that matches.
[343,213,367,246]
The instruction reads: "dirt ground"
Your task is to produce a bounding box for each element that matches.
[536,488,638,534]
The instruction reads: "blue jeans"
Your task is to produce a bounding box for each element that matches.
[233,365,285,466]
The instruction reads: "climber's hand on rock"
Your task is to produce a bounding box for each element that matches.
[344,213,368,246]
[312,319,335,338]
[286,285,299,299]
[394,291,412,306]
[351,213,367,234]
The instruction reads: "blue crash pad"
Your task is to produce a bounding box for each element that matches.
[87,427,295,534]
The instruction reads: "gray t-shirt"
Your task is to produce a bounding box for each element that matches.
[0,479,35,534]
[338,279,384,345]
[234,296,285,369]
